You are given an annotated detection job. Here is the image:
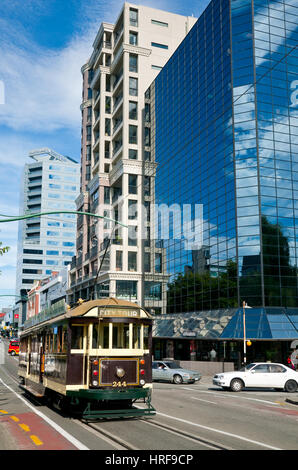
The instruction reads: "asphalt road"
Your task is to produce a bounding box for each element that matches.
[0,339,298,453]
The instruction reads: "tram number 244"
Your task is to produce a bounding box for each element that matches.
[112,381,127,387]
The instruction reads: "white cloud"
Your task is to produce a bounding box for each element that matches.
[0,24,95,132]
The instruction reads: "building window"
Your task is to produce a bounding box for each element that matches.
[46,250,59,256]
[144,151,151,161]
[129,125,138,144]
[144,127,151,146]
[151,19,168,27]
[155,253,162,273]
[86,145,91,162]
[129,31,138,46]
[128,226,138,246]
[129,8,138,26]
[129,149,138,159]
[86,106,92,121]
[128,252,137,271]
[128,200,138,220]
[47,231,59,236]
[129,54,138,73]
[144,252,150,272]
[144,282,162,300]
[129,101,138,120]
[46,260,59,266]
[144,176,151,196]
[129,175,137,194]
[116,251,123,270]
[86,125,92,140]
[129,77,138,96]
[23,259,42,264]
[116,280,137,299]
[104,186,110,204]
[151,42,168,49]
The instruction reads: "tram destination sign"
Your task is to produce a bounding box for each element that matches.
[98,308,140,317]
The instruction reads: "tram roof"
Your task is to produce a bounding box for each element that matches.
[21,298,152,335]
[69,298,152,318]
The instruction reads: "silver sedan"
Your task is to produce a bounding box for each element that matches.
[152,360,201,384]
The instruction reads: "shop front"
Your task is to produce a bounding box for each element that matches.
[152,307,298,369]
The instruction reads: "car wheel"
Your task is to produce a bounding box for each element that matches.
[173,374,183,384]
[10,351,15,356]
[284,380,298,393]
[230,378,244,392]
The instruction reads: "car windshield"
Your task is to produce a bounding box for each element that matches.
[239,363,256,372]
[164,361,182,369]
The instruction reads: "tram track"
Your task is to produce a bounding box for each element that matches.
[76,418,139,450]
[140,417,234,450]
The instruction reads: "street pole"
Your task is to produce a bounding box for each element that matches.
[243,300,246,366]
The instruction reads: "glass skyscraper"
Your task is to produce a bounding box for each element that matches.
[147,0,298,344]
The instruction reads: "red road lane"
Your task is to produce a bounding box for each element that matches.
[1,412,78,450]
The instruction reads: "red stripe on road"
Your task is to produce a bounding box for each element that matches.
[2,412,78,450]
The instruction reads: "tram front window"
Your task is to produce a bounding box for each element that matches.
[133,325,141,349]
[113,324,129,348]
[103,324,109,349]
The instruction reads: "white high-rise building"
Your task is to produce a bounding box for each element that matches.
[16,148,80,305]
[68,3,197,313]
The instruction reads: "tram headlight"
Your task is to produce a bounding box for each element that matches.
[92,380,98,386]
[116,367,125,378]
[140,379,145,385]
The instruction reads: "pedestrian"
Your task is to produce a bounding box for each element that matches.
[287,356,295,370]
[209,348,217,361]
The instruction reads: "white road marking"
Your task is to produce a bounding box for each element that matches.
[0,377,89,450]
[191,397,217,405]
[154,411,282,450]
[182,387,280,406]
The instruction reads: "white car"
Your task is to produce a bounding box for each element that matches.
[213,362,298,392]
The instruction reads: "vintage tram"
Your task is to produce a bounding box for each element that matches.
[18,298,156,419]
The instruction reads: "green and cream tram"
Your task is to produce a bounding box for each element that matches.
[18,298,155,419]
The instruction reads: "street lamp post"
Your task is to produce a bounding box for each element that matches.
[243,301,247,366]
[242,301,252,366]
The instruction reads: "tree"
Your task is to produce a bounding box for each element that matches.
[0,242,9,256]
[0,242,9,275]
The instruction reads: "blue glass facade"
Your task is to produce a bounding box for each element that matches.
[148,0,298,333]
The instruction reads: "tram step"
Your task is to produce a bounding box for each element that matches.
[19,383,44,398]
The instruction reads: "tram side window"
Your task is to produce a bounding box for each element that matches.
[71,326,84,349]
[143,325,149,349]
[92,324,99,348]
[62,326,68,353]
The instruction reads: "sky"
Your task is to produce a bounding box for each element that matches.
[0,0,211,310]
